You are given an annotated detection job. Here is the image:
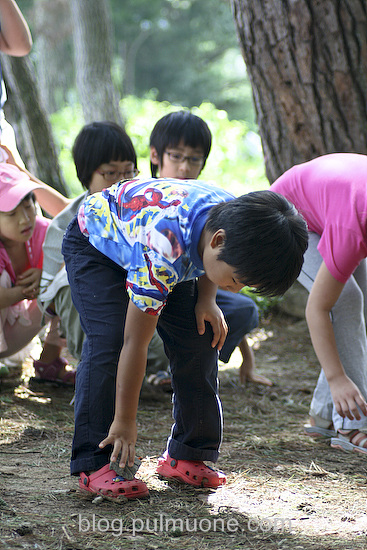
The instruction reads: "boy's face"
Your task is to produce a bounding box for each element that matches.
[150,140,205,180]
[0,196,36,245]
[202,229,244,293]
[89,160,137,194]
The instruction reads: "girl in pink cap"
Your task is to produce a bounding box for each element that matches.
[0,163,75,385]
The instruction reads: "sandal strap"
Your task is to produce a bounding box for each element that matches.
[338,429,367,449]
[79,464,149,499]
[33,357,75,385]
[156,451,226,488]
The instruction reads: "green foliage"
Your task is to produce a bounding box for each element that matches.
[50,105,85,197]
[240,288,283,319]
[20,0,256,123]
[50,95,267,198]
[110,0,255,122]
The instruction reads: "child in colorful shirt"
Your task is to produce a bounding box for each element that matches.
[149,110,271,386]
[62,176,308,499]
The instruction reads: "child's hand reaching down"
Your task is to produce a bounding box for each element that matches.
[99,417,137,469]
[195,299,228,351]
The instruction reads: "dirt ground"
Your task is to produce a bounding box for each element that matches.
[1,310,367,550]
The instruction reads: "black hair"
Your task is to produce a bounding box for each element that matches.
[149,110,212,177]
[72,121,137,189]
[22,192,36,203]
[205,190,308,297]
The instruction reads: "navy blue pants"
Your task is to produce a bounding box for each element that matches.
[217,289,259,363]
[62,218,223,475]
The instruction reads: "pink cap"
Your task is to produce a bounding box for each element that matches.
[0,164,42,212]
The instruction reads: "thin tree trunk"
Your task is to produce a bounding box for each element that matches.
[1,53,68,195]
[70,0,123,126]
[231,0,367,182]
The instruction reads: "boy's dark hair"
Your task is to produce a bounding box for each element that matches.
[72,121,137,188]
[205,190,308,297]
[149,111,212,177]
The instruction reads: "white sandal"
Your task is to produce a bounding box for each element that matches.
[304,414,336,438]
[331,430,367,455]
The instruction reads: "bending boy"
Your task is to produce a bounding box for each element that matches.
[62,177,308,500]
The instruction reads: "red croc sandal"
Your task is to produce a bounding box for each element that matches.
[156,451,226,488]
[79,464,149,500]
[33,357,76,387]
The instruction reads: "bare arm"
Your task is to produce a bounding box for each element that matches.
[196,274,227,351]
[0,0,32,56]
[99,301,158,467]
[306,261,367,420]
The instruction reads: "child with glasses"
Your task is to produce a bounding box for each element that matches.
[38,121,138,361]
[149,110,272,386]
[62,175,307,500]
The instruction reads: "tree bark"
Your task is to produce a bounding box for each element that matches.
[231,0,367,182]
[1,53,68,195]
[70,0,124,126]
[33,0,72,114]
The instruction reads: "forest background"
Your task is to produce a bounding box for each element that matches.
[3,0,266,199]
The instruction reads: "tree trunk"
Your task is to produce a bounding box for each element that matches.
[231,0,367,182]
[1,53,68,195]
[70,0,124,126]
[33,0,72,114]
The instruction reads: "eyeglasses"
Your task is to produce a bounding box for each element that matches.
[164,151,204,166]
[96,168,139,183]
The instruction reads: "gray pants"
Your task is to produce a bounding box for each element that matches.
[298,232,367,431]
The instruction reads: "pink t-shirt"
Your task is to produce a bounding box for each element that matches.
[0,216,50,283]
[271,153,367,284]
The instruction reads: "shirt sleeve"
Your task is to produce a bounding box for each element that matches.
[318,224,367,283]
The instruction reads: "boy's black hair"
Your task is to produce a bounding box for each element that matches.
[72,121,137,189]
[149,111,212,177]
[205,190,308,297]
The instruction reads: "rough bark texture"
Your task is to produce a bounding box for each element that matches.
[34,0,71,114]
[1,53,68,196]
[70,0,124,126]
[231,0,367,182]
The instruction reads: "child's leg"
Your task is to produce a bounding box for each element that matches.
[216,288,258,364]
[62,218,129,475]
[329,261,367,432]
[0,299,43,358]
[54,285,85,360]
[298,232,334,423]
[157,280,222,463]
[300,233,367,433]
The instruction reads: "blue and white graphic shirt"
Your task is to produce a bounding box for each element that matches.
[78,178,234,315]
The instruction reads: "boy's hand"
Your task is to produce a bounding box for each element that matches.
[329,375,367,420]
[99,418,137,468]
[195,300,228,350]
[16,268,41,299]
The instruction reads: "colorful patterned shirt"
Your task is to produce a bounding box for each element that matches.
[78,178,234,314]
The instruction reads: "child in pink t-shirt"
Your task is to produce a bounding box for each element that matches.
[0,163,75,384]
[271,153,367,455]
